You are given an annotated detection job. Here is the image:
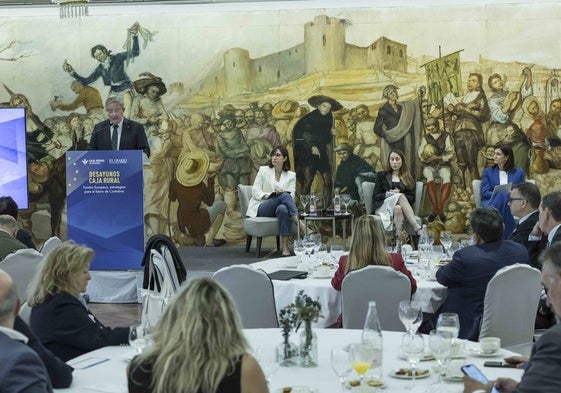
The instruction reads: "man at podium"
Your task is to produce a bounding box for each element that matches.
[88,96,150,158]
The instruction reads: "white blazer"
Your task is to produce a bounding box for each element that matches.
[246,166,296,218]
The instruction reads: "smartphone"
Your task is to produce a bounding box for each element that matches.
[461,364,500,393]
[484,361,517,368]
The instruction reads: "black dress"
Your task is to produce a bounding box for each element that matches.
[128,355,242,393]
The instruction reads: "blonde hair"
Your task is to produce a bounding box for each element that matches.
[385,149,414,190]
[27,241,93,306]
[345,215,391,273]
[133,278,249,393]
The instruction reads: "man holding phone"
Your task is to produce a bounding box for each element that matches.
[463,242,561,393]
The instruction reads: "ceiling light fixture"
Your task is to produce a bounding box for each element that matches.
[51,0,89,19]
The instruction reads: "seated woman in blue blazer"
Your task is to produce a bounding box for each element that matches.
[480,143,526,239]
[28,242,129,361]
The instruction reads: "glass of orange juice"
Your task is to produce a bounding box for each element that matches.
[350,343,373,386]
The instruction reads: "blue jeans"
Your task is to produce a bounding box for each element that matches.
[257,192,298,236]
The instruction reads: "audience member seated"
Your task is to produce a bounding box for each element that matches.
[246,145,305,256]
[507,182,542,267]
[422,207,530,341]
[480,143,525,239]
[28,241,129,361]
[128,278,268,393]
[331,215,416,326]
[373,149,422,241]
[333,142,376,203]
[463,243,561,393]
[0,269,52,392]
[0,214,26,261]
[0,196,36,249]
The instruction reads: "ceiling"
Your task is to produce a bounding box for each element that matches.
[0,0,293,6]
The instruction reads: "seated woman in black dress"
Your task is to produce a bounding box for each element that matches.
[128,278,268,393]
[373,149,422,238]
[28,241,129,361]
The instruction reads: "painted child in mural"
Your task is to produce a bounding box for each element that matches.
[292,95,342,205]
[417,117,454,222]
[374,85,423,180]
[444,72,490,188]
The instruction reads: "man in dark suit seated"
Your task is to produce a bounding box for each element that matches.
[0,269,52,392]
[463,243,561,393]
[88,95,150,158]
[507,182,542,267]
[0,215,26,261]
[425,207,530,341]
[0,196,36,249]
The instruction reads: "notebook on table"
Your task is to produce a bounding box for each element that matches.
[268,270,308,280]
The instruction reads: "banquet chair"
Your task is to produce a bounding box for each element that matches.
[19,301,32,324]
[212,264,278,328]
[237,184,297,257]
[0,248,43,300]
[39,235,62,256]
[362,181,423,234]
[479,263,542,347]
[341,265,411,330]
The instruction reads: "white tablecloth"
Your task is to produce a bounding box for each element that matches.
[57,329,524,393]
[87,271,144,303]
[251,257,448,328]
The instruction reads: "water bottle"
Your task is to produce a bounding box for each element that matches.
[333,188,341,215]
[309,191,317,216]
[361,301,383,379]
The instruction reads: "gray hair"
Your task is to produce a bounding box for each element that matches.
[0,271,18,320]
[0,215,17,236]
[105,95,125,108]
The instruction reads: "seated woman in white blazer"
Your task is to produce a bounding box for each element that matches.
[246,145,303,256]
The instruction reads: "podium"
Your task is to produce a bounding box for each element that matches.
[66,150,145,271]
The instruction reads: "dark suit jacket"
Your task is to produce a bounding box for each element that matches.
[0,230,26,261]
[513,323,561,393]
[434,240,530,341]
[88,118,150,157]
[372,171,415,211]
[14,316,73,389]
[508,211,542,267]
[527,226,561,268]
[30,293,129,362]
[0,330,52,393]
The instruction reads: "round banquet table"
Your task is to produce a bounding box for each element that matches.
[57,328,524,393]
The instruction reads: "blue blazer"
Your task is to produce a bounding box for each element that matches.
[434,240,530,340]
[480,166,525,205]
[0,330,52,393]
[30,293,129,362]
[88,117,150,158]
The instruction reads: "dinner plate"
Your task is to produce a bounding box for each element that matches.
[310,270,333,279]
[390,368,430,379]
[469,348,505,357]
[275,387,317,393]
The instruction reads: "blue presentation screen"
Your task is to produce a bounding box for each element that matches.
[0,107,28,209]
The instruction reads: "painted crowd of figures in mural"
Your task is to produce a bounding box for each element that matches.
[3,14,561,247]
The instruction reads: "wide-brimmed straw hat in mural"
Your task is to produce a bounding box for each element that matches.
[271,99,299,119]
[175,151,210,187]
[334,142,354,152]
[307,95,343,112]
[133,73,167,96]
[250,138,274,165]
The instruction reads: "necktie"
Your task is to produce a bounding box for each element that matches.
[111,124,118,150]
[509,223,519,239]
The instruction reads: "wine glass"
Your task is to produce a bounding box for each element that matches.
[436,313,460,342]
[300,194,310,216]
[302,236,316,268]
[398,300,422,334]
[331,346,353,393]
[330,244,344,264]
[293,239,306,265]
[349,343,373,387]
[341,194,352,215]
[401,333,425,390]
[427,229,435,246]
[440,231,452,257]
[129,324,148,354]
[429,330,452,384]
[256,346,279,385]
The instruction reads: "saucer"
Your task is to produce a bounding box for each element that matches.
[469,348,504,357]
[275,387,317,393]
[390,368,430,379]
[442,373,464,382]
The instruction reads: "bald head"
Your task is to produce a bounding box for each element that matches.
[0,269,18,327]
[0,215,18,238]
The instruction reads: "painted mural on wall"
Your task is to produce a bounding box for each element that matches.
[1,3,561,247]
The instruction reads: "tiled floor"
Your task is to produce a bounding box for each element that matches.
[89,303,142,327]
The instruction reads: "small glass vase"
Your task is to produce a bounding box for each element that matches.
[299,321,318,367]
[276,340,298,367]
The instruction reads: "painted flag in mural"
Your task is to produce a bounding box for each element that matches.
[421,51,463,105]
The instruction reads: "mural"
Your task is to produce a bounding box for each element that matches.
[1,3,561,247]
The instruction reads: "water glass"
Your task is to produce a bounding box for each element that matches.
[293,240,306,265]
[349,343,373,386]
[436,313,460,341]
[429,330,452,383]
[300,194,310,216]
[129,324,148,354]
[401,333,425,390]
[331,346,353,393]
[398,300,422,334]
[256,346,279,384]
[440,231,452,256]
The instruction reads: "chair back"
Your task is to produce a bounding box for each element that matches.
[413,181,423,216]
[0,249,44,300]
[362,182,376,214]
[341,265,411,330]
[472,179,482,208]
[213,265,278,328]
[39,236,62,256]
[237,185,252,217]
[480,263,542,347]
[19,301,32,324]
